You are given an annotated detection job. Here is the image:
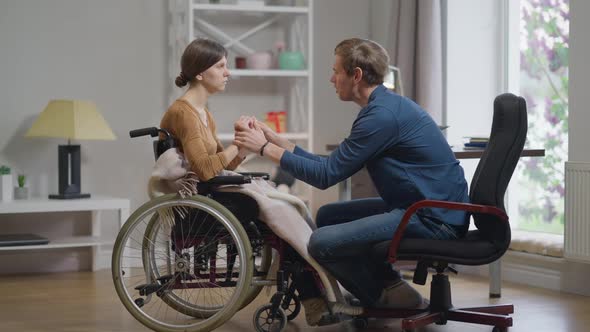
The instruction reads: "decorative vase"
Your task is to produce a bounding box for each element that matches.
[278,51,305,70]
[14,187,28,200]
[0,174,13,202]
[247,52,273,70]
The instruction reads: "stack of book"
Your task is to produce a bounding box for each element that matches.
[463,136,489,149]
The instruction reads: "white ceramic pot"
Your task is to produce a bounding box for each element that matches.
[0,174,13,202]
[247,52,273,70]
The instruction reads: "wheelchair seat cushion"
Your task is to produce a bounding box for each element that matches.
[211,191,260,223]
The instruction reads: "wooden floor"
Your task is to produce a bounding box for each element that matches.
[0,270,588,332]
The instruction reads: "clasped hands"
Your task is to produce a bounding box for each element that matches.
[233,116,273,155]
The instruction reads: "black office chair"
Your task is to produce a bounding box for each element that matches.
[369,93,527,332]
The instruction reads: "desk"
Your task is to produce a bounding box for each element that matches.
[0,196,130,271]
[326,144,545,297]
[326,145,545,201]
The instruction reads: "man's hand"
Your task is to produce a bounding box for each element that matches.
[255,120,296,152]
[234,127,267,154]
[255,120,279,144]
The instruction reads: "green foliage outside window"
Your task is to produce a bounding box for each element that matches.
[517,0,569,234]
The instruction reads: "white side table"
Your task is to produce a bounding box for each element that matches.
[0,196,130,271]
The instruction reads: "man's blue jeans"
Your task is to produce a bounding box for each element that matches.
[308,198,460,306]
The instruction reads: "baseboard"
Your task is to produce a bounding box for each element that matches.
[97,250,113,271]
[456,250,565,292]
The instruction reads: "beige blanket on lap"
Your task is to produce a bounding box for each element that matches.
[148,148,342,303]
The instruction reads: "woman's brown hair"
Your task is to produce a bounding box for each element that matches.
[175,38,228,87]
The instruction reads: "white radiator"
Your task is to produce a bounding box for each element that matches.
[565,162,590,263]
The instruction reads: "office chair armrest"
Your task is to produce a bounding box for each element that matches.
[387,200,508,264]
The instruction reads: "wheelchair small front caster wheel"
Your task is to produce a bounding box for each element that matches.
[353,317,368,329]
[282,293,301,321]
[134,298,144,308]
[492,327,508,332]
[253,304,287,332]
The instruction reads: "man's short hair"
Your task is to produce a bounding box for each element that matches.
[334,38,390,86]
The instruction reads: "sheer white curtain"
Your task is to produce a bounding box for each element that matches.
[168,0,190,105]
[386,0,443,123]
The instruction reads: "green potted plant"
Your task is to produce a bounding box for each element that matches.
[0,165,13,202]
[14,174,28,200]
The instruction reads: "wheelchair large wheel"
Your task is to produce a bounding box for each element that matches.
[112,194,254,332]
[141,214,271,315]
[142,212,272,314]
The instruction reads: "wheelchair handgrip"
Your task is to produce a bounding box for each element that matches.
[202,175,252,185]
[130,127,159,138]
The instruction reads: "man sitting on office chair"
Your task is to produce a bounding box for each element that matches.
[234,37,470,325]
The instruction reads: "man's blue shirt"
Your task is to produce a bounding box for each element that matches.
[280,85,470,226]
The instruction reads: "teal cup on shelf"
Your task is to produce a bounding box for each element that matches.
[278,51,305,70]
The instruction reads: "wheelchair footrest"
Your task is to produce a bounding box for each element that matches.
[135,283,161,296]
[157,274,174,284]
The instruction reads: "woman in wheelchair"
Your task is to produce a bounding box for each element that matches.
[158,37,250,183]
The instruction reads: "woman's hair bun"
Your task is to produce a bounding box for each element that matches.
[175,72,189,87]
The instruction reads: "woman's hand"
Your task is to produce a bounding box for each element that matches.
[234,116,256,132]
[234,127,268,154]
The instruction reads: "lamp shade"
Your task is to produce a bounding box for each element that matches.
[25,99,116,140]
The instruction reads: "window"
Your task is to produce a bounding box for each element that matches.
[508,0,569,235]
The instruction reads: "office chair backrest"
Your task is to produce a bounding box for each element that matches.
[469,93,527,247]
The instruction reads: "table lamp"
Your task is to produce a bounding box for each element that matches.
[25,99,116,199]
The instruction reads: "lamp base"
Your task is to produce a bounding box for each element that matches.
[49,193,91,200]
[50,144,91,200]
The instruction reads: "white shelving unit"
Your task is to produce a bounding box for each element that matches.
[225,69,309,77]
[0,196,130,271]
[192,3,309,14]
[185,0,314,204]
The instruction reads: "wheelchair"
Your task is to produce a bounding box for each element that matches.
[112,127,320,332]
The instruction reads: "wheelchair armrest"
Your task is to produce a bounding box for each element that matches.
[238,172,270,180]
[387,200,508,264]
[197,175,252,194]
[202,175,252,186]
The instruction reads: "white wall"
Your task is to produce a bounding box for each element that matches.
[310,0,371,213]
[0,0,167,273]
[444,0,506,205]
[569,0,590,163]
[445,0,503,148]
[562,0,590,295]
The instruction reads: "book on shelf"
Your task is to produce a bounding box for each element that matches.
[463,142,487,149]
[463,136,489,149]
